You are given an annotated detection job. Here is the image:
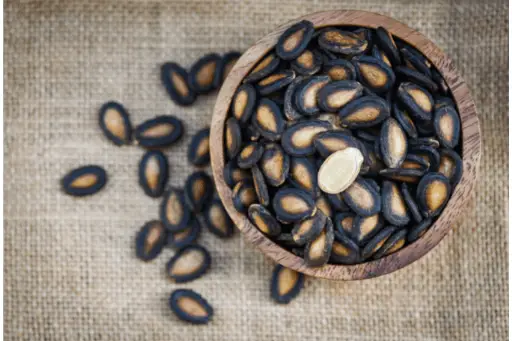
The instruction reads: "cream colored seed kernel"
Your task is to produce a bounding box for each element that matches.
[318,147,364,194]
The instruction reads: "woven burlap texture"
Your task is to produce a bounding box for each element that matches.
[4,0,508,340]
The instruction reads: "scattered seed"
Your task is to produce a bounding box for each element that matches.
[202,198,235,238]
[138,150,169,198]
[166,244,211,283]
[188,53,221,94]
[98,101,132,145]
[160,188,191,232]
[134,115,184,149]
[166,218,201,249]
[248,204,281,237]
[232,180,257,214]
[61,165,107,197]
[135,220,167,261]
[184,171,213,213]
[169,289,213,324]
[160,62,197,106]
[187,127,210,167]
[270,264,305,304]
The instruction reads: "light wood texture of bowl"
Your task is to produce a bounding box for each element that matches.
[210,10,481,281]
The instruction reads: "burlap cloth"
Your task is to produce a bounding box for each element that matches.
[4,0,508,340]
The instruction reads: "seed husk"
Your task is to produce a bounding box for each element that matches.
[366,178,381,194]
[408,137,440,149]
[259,143,290,187]
[333,212,355,236]
[416,172,451,218]
[317,113,347,131]
[351,27,373,51]
[416,119,436,137]
[315,195,333,218]
[248,204,281,237]
[304,216,334,267]
[237,142,264,169]
[327,192,350,212]
[135,220,167,261]
[225,117,243,160]
[270,264,305,304]
[284,76,307,121]
[379,168,425,183]
[410,145,440,171]
[323,59,357,81]
[252,165,270,206]
[438,148,463,185]
[435,96,456,110]
[61,165,107,197]
[276,233,300,247]
[188,53,221,94]
[361,225,397,260]
[231,83,257,125]
[400,183,423,223]
[292,210,327,245]
[134,115,184,149]
[392,102,418,139]
[380,117,408,168]
[363,141,385,176]
[291,49,322,76]
[434,105,461,148]
[313,130,361,158]
[431,68,450,95]
[167,218,201,250]
[160,62,197,106]
[98,101,132,146]
[252,98,286,141]
[294,75,330,116]
[355,129,378,143]
[331,228,360,264]
[223,160,251,187]
[316,80,364,113]
[318,147,364,194]
[318,28,368,55]
[138,150,169,198]
[166,244,211,283]
[353,56,396,93]
[245,52,281,83]
[202,198,235,238]
[256,70,296,95]
[184,171,213,213]
[276,20,315,60]
[281,120,331,156]
[407,217,433,242]
[400,47,432,77]
[374,27,401,66]
[214,51,241,88]
[351,213,384,246]
[395,66,438,93]
[371,45,392,68]
[169,289,213,324]
[292,248,305,257]
[382,181,410,226]
[397,82,434,121]
[160,188,191,232]
[338,95,391,128]
[244,124,261,142]
[232,180,257,214]
[187,127,210,167]
[373,228,407,259]
[288,157,318,196]
[272,187,316,223]
[342,177,381,216]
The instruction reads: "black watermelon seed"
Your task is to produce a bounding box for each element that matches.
[135,220,167,261]
[213,51,241,88]
[138,150,169,198]
[160,188,191,232]
[61,165,107,197]
[160,62,197,106]
[188,53,221,94]
[169,289,213,324]
[98,101,132,146]
[166,218,201,249]
[184,171,213,213]
[270,264,305,304]
[201,198,235,238]
[134,116,184,149]
[276,20,315,60]
[187,127,210,167]
[166,244,211,283]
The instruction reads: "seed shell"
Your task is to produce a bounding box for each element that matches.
[167,218,201,249]
[400,183,423,223]
[237,142,264,169]
[333,212,355,236]
[245,52,281,83]
[338,95,391,128]
[223,160,251,187]
[256,70,296,95]
[134,115,184,149]
[188,53,221,94]
[61,165,107,197]
[187,127,210,167]
[372,228,407,259]
[98,101,132,146]
[160,188,191,232]
[318,28,368,55]
[304,216,334,267]
[138,150,169,198]
[214,51,241,88]
[281,120,331,156]
[351,213,384,246]
[323,59,357,81]
[397,82,434,121]
[292,210,327,245]
[244,124,261,142]
[232,180,257,214]
[327,192,350,212]
[291,49,322,76]
[353,56,395,93]
[434,105,461,148]
[380,117,408,168]
[410,145,440,171]
[252,98,286,141]
[435,96,456,110]
[331,228,360,264]
[317,80,364,113]
[374,27,401,66]
[294,75,330,116]
[392,103,418,139]
[400,47,431,77]
[288,157,318,196]
[225,117,243,159]
[438,148,463,185]
[259,143,290,187]
[166,244,211,283]
[169,289,213,324]
[313,130,361,158]
[317,113,347,131]
[361,225,397,260]
[407,218,433,242]
[381,181,410,226]
[202,198,235,238]
[371,45,392,68]
[318,147,364,194]
[252,166,270,206]
[272,188,315,223]
[135,220,167,261]
[342,177,381,216]
[270,264,305,304]
[431,68,450,95]
[416,172,451,218]
[160,62,197,106]
[184,171,213,213]
[231,83,257,125]
[379,168,425,183]
[416,119,436,137]
[315,195,333,217]
[395,66,438,93]
[276,20,315,60]
[248,204,281,237]
[276,233,300,247]
[284,76,307,121]
[402,154,431,171]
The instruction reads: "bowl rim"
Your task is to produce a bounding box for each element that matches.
[210,10,481,281]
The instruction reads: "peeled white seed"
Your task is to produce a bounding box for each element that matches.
[318,147,364,194]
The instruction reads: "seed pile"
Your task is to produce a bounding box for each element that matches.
[224,21,462,267]
[61,50,306,326]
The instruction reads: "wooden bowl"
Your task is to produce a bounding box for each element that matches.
[210,10,481,280]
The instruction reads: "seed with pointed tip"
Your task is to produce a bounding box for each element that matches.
[351,213,383,246]
[276,20,315,60]
[318,28,368,55]
[397,82,434,121]
[374,27,401,65]
[313,130,361,158]
[248,204,281,237]
[272,188,316,223]
[294,76,330,116]
[382,181,410,226]
[167,219,201,250]
[187,128,210,167]
[318,148,364,194]
[353,56,395,93]
[160,62,197,106]
[61,165,107,197]
[231,83,257,124]
[291,49,322,76]
[232,180,257,214]
[416,172,451,218]
[317,80,364,113]
[304,216,334,267]
[252,98,286,141]
[135,220,167,261]
[237,142,264,169]
[225,117,242,160]
[270,264,305,304]
[134,115,184,149]
[339,95,391,128]
[188,53,221,94]
[342,177,381,216]
[392,103,418,139]
[292,210,327,245]
[98,101,132,145]
[259,143,290,187]
[160,188,191,232]
[333,212,356,236]
[184,171,213,213]
[245,52,281,83]
[202,198,235,238]
[288,157,318,196]
[281,120,331,156]
[166,244,211,283]
[251,166,270,206]
[434,105,461,148]
[315,195,333,218]
[438,148,463,185]
[323,59,357,81]
[138,150,169,198]
[256,70,296,95]
[169,289,213,324]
